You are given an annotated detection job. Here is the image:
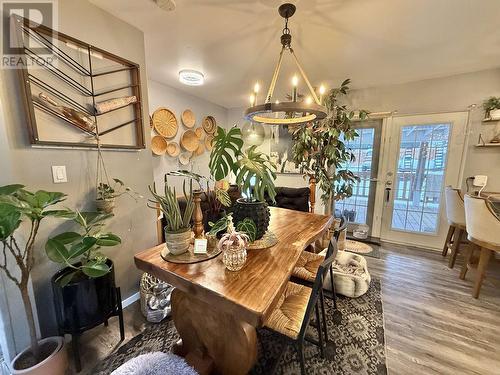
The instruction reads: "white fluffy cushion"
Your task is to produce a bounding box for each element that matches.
[320,249,371,298]
[111,352,198,375]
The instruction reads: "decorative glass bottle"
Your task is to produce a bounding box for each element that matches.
[218,230,249,271]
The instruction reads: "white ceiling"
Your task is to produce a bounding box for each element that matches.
[90,0,500,109]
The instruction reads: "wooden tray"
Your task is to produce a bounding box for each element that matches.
[247,231,279,250]
[161,242,222,264]
[153,107,178,138]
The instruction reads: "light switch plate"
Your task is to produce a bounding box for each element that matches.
[52,166,67,183]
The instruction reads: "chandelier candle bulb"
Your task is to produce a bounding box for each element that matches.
[319,85,326,104]
[253,82,260,104]
[292,75,299,102]
[249,93,256,107]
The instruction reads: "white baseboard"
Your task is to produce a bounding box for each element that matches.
[122,292,140,308]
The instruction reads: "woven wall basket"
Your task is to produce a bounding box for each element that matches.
[151,135,167,155]
[180,129,199,152]
[181,109,195,128]
[153,107,178,138]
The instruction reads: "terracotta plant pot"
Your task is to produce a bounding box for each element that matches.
[96,198,115,214]
[165,228,192,255]
[11,336,67,375]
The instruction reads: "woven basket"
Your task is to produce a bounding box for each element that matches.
[140,273,172,322]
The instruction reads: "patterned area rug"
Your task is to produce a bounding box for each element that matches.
[344,239,381,259]
[92,280,386,374]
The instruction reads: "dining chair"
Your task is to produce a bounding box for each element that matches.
[291,217,345,309]
[461,194,500,298]
[264,254,336,375]
[443,186,467,268]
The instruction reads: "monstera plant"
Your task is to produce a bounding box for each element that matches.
[0,185,74,373]
[209,126,277,240]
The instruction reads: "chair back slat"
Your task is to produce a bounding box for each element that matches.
[334,216,347,241]
[298,251,337,339]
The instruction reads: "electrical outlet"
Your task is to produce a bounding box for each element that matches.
[52,166,67,183]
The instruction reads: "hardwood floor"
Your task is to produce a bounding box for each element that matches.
[78,244,500,374]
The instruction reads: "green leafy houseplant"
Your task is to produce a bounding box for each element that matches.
[483,97,500,118]
[96,177,142,214]
[45,211,121,286]
[292,79,368,207]
[236,218,257,242]
[209,126,277,202]
[148,175,195,255]
[0,185,74,366]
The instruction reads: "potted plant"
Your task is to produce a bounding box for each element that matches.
[209,126,277,240]
[167,170,232,233]
[218,229,249,271]
[96,177,142,214]
[45,211,122,344]
[0,184,74,374]
[483,97,500,120]
[291,79,368,212]
[148,176,194,255]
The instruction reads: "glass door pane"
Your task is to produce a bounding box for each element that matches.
[391,124,451,234]
[335,121,381,234]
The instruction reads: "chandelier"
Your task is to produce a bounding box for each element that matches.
[244,3,328,126]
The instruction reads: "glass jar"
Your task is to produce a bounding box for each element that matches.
[222,244,247,271]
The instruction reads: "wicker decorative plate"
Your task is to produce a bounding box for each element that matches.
[151,135,168,155]
[166,142,180,157]
[202,116,217,134]
[194,127,205,140]
[181,109,195,128]
[178,151,192,165]
[193,142,205,157]
[180,129,199,152]
[205,134,214,151]
[247,231,278,250]
[153,108,177,138]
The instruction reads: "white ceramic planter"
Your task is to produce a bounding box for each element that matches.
[10,336,67,375]
[489,109,500,120]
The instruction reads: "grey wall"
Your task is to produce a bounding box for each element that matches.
[0,0,157,343]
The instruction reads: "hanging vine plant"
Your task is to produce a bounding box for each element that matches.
[291,79,369,206]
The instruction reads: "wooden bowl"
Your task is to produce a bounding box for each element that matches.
[166,142,180,157]
[153,108,178,138]
[205,134,214,151]
[195,127,205,140]
[180,129,199,152]
[178,152,192,165]
[181,109,196,128]
[202,116,217,134]
[151,135,167,155]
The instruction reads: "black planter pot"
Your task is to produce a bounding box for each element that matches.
[232,198,270,240]
[52,259,118,332]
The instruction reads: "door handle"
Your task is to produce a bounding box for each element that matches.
[385,187,391,202]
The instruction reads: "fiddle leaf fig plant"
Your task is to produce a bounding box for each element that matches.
[45,211,121,286]
[292,79,369,205]
[0,185,74,365]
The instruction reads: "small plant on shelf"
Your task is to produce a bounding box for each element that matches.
[45,211,121,286]
[483,97,500,119]
[218,228,249,271]
[96,178,142,214]
[148,175,194,255]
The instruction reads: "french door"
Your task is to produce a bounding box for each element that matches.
[335,120,382,235]
[379,113,468,249]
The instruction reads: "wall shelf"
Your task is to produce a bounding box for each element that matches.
[475,143,500,147]
[482,118,500,123]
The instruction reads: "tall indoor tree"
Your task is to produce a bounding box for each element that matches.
[291,79,368,212]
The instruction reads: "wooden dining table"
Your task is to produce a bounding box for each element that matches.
[134,207,333,375]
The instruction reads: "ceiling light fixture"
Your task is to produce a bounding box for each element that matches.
[244,3,327,125]
[179,69,204,86]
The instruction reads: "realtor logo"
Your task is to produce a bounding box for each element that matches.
[1,0,57,68]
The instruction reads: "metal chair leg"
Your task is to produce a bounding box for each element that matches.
[329,265,338,310]
[72,333,81,372]
[315,301,325,358]
[116,287,125,341]
[319,288,329,342]
[297,341,306,375]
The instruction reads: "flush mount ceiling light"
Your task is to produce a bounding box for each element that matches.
[244,3,327,126]
[179,69,204,86]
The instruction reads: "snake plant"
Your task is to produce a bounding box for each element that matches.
[148,175,194,233]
